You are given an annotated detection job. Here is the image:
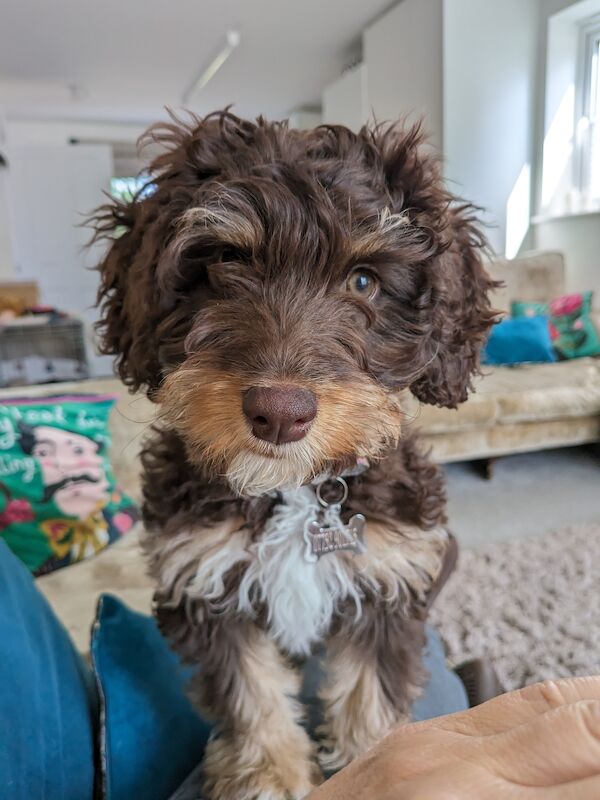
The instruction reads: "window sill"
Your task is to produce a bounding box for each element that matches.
[531,208,600,224]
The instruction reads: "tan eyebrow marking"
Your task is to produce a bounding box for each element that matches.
[349,208,410,260]
[179,205,260,252]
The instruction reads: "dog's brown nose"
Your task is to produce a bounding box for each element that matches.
[243,386,317,445]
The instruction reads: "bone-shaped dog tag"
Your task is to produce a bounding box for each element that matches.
[304,513,366,563]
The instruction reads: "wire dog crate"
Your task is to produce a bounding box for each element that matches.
[0,318,89,387]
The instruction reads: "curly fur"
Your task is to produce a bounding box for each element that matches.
[91,109,497,800]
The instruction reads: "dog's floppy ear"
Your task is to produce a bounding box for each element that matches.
[408,205,498,408]
[90,111,243,394]
[375,122,498,408]
[91,194,162,392]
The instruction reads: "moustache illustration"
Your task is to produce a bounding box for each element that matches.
[42,474,100,503]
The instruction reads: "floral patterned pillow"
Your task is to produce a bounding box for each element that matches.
[511,291,600,359]
[0,394,138,575]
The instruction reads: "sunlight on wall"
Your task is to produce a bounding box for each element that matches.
[505,163,531,259]
[541,84,575,209]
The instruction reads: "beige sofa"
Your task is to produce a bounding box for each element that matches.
[405,251,600,462]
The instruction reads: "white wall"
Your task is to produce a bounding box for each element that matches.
[0,169,13,278]
[323,0,540,256]
[364,0,444,148]
[535,213,600,301]
[322,64,368,130]
[0,113,135,374]
[3,118,145,147]
[0,116,145,281]
[443,0,540,255]
[6,142,116,375]
[287,109,322,130]
[0,113,14,277]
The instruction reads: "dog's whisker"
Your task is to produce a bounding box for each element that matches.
[116,422,156,459]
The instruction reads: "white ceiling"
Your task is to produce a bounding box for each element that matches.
[0,0,394,123]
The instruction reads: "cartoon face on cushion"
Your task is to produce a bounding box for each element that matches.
[18,424,110,518]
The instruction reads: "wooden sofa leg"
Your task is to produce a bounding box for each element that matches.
[584,443,600,462]
[472,457,497,480]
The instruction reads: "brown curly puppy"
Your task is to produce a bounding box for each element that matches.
[92,110,496,800]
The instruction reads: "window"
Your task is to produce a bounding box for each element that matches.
[108,176,156,238]
[575,15,600,201]
[110,175,155,203]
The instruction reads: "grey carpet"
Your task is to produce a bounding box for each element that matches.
[430,522,600,691]
[444,446,600,549]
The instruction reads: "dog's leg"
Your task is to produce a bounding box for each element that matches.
[193,621,319,800]
[146,516,318,799]
[318,610,426,771]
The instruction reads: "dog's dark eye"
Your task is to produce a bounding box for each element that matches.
[346,269,379,300]
[219,246,240,264]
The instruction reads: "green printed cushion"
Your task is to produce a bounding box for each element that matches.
[511,291,600,359]
[0,394,138,576]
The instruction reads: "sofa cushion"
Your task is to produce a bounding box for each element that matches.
[0,394,139,575]
[482,317,556,365]
[0,378,156,502]
[512,291,600,359]
[405,358,600,433]
[92,594,212,800]
[486,251,566,315]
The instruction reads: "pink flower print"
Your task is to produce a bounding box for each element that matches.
[112,511,134,534]
[550,294,582,316]
[0,499,35,529]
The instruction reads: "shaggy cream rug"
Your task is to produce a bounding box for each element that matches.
[430,523,600,691]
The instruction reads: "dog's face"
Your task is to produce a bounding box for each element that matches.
[93,112,495,495]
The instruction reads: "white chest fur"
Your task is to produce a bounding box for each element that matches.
[238,487,363,655]
[186,487,449,658]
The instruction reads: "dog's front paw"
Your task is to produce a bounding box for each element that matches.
[318,714,409,773]
[202,732,320,800]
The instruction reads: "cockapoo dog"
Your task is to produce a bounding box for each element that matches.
[92,110,496,800]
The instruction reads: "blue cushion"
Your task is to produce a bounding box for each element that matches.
[91,594,212,800]
[482,316,557,365]
[0,539,95,800]
[412,628,468,721]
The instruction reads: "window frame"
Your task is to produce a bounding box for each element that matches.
[574,13,600,199]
